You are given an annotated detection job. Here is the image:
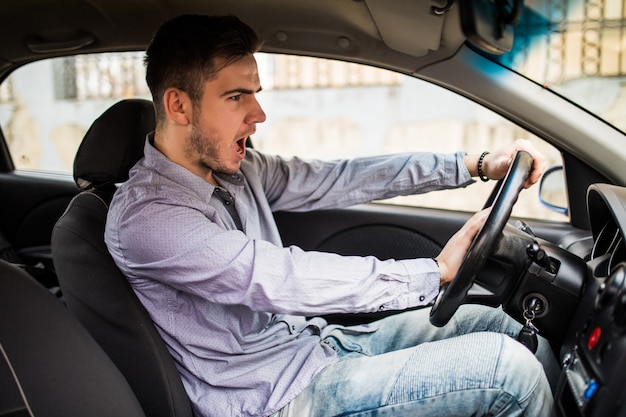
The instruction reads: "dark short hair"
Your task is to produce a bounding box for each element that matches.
[145,14,262,122]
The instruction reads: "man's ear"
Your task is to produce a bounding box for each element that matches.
[162,88,192,126]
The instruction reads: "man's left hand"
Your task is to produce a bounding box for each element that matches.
[478,139,546,188]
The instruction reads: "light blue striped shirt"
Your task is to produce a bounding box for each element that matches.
[105,135,473,417]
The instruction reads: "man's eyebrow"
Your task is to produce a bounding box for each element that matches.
[221,86,263,97]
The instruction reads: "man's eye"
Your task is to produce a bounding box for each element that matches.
[229,94,242,101]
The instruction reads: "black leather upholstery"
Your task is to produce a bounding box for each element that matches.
[73,98,155,190]
[0,259,146,417]
[52,99,193,417]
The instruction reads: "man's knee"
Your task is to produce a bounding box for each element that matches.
[498,335,552,407]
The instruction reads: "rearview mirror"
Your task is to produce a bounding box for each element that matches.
[460,0,523,55]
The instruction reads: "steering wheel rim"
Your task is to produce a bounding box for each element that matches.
[429,151,534,327]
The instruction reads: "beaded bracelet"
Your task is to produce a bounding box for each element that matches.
[477,151,490,182]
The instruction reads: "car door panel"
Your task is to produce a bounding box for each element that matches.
[275,204,589,262]
[275,205,464,260]
[0,171,78,286]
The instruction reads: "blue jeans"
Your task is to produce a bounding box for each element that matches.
[276,305,555,416]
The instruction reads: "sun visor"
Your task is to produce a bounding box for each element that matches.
[365,0,454,56]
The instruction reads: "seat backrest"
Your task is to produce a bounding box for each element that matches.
[51,99,193,417]
[0,259,146,417]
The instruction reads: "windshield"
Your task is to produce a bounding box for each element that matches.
[487,0,626,133]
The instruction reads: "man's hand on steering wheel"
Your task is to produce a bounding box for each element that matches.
[435,209,490,286]
[437,139,547,285]
[464,138,547,188]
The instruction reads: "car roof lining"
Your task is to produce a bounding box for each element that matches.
[0,0,466,77]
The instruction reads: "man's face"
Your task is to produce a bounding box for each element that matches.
[185,54,266,177]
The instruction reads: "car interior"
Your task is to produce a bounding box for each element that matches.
[2,0,626,416]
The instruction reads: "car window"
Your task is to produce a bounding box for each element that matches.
[254,54,565,221]
[0,52,566,221]
[0,52,149,172]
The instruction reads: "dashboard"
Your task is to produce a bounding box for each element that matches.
[555,183,626,417]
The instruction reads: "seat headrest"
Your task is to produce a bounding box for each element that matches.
[74,99,155,190]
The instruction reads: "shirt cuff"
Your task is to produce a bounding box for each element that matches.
[377,258,441,312]
[454,151,476,188]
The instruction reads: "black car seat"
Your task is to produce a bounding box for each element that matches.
[0,259,146,417]
[51,99,193,417]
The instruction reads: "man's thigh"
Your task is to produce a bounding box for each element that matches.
[329,304,559,391]
[279,330,551,417]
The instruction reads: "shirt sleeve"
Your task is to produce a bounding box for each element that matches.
[114,199,440,316]
[247,150,474,212]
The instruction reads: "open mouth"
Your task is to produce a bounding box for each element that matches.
[235,137,247,156]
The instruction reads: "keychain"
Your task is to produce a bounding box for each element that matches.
[517,302,539,353]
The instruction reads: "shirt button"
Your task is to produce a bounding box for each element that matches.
[378,305,386,311]
[419,295,425,302]
[225,201,230,205]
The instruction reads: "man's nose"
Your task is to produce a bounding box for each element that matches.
[247,97,266,124]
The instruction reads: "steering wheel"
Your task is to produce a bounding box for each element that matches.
[429,151,534,327]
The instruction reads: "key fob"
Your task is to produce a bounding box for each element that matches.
[517,325,538,354]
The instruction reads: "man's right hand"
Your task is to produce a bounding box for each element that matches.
[434,208,490,286]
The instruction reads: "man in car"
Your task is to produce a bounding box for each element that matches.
[105,14,555,417]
